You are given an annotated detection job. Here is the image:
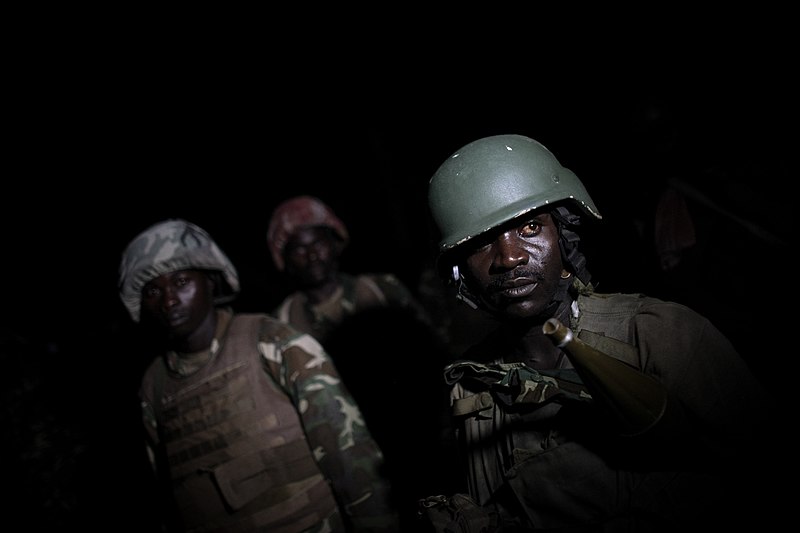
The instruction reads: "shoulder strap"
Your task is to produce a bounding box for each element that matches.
[577,329,640,369]
[574,293,643,370]
[225,313,293,387]
[225,313,262,355]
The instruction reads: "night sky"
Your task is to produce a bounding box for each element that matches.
[3,37,793,529]
[8,69,790,348]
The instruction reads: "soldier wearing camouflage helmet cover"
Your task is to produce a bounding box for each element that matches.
[420,135,780,532]
[266,195,433,346]
[119,218,400,533]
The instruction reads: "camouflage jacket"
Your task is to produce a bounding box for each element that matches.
[139,308,399,532]
[273,272,431,345]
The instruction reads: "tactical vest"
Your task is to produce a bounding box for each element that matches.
[148,314,343,533]
[447,292,719,531]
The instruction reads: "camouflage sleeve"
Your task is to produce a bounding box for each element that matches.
[257,319,400,532]
[369,273,437,327]
[370,273,418,308]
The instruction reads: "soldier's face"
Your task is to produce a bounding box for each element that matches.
[462,212,564,321]
[140,269,215,340]
[283,226,341,288]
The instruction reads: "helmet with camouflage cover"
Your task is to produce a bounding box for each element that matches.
[267,195,349,272]
[118,218,240,322]
[428,134,602,255]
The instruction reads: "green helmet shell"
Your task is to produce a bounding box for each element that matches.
[428,134,602,253]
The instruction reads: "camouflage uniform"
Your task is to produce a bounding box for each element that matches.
[119,219,399,532]
[273,272,429,346]
[266,196,436,347]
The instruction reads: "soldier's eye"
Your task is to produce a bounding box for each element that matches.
[519,222,542,237]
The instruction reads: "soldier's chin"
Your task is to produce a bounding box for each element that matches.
[492,298,544,321]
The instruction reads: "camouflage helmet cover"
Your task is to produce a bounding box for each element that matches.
[428,134,602,254]
[118,219,240,322]
[266,195,350,271]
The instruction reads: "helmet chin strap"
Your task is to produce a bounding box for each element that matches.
[551,206,592,287]
[541,206,594,320]
[451,265,479,309]
[542,274,575,320]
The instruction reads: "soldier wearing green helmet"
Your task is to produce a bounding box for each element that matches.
[420,135,779,532]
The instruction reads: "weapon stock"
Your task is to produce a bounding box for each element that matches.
[542,318,668,436]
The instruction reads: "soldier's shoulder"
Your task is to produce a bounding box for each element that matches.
[231,312,306,341]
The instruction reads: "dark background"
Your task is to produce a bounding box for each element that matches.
[2,29,793,530]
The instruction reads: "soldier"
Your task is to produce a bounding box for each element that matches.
[266,195,431,346]
[266,195,454,530]
[420,135,782,532]
[118,218,399,532]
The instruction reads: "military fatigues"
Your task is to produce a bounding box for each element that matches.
[273,272,429,346]
[119,220,399,531]
[139,308,398,532]
[441,287,775,532]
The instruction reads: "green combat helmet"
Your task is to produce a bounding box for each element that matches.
[428,134,603,307]
[428,134,602,254]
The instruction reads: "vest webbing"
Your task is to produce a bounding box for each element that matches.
[150,314,340,532]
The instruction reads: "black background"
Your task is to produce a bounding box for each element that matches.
[2,25,794,530]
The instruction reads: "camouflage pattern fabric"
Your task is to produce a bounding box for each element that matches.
[139,309,400,532]
[444,361,590,418]
[273,272,432,346]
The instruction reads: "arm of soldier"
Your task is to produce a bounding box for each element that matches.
[138,383,181,530]
[370,273,439,330]
[137,376,162,477]
[260,329,400,532]
[632,301,774,464]
[139,399,159,474]
[631,301,783,526]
